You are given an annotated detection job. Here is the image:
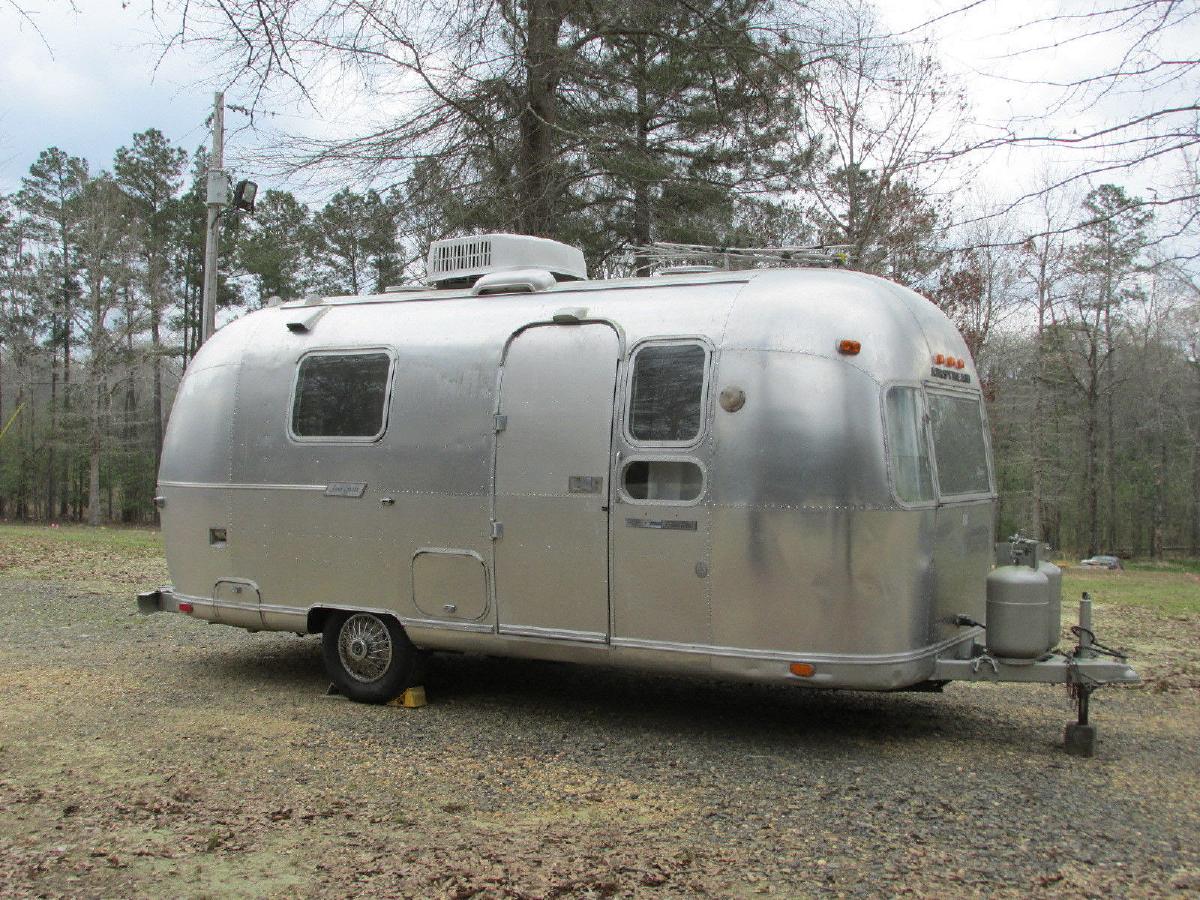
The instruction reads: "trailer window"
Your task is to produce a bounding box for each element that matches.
[292,352,391,439]
[623,459,703,502]
[928,393,991,496]
[885,387,934,503]
[629,343,706,443]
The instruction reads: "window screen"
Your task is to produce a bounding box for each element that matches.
[292,352,391,439]
[629,344,706,442]
[928,393,991,496]
[885,387,934,503]
[623,459,704,502]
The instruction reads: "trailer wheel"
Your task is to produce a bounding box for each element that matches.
[322,611,417,704]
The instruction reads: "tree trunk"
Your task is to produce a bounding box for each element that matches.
[1084,377,1100,557]
[1104,375,1117,553]
[152,267,164,473]
[516,0,564,236]
[1191,436,1200,557]
[631,38,653,277]
[88,378,102,527]
[1152,427,1166,560]
[47,361,57,521]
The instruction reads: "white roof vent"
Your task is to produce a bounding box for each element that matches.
[427,233,587,287]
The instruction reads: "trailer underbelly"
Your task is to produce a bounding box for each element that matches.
[140,587,979,691]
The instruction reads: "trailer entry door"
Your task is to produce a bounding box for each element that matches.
[494,323,619,641]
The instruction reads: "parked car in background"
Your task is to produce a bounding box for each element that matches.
[1080,555,1124,570]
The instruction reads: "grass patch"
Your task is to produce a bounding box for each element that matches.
[1062,568,1200,617]
[0,523,166,591]
[1125,558,1200,575]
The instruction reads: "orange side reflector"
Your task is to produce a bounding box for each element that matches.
[838,339,861,355]
[789,662,816,677]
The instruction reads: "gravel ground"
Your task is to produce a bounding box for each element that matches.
[0,566,1197,898]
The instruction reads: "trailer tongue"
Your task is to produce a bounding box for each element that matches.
[932,537,1137,757]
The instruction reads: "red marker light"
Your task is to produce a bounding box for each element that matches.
[178,602,194,614]
[838,339,861,355]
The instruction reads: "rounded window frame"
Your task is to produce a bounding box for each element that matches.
[622,336,714,451]
[287,346,397,445]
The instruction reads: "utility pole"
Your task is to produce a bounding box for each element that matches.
[201,91,226,344]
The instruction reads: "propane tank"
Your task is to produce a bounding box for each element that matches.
[1039,546,1063,649]
[986,537,1052,660]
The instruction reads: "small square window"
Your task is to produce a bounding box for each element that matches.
[623,459,704,502]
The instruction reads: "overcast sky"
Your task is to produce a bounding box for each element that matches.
[1,1,1195,216]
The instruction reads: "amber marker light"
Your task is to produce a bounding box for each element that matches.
[934,353,945,365]
[838,339,861,355]
[945,355,956,367]
[789,662,816,677]
[956,358,966,369]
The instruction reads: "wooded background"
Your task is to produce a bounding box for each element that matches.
[0,0,1196,557]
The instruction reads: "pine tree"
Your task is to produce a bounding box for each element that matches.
[114,129,188,471]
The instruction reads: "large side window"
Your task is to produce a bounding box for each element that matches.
[628,343,707,443]
[885,386,934,504]
[927,392,992,496]
[291,352,392,440]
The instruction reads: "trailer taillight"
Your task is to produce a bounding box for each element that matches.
[178,602,194,614]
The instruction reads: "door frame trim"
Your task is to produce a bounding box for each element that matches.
[490,319,626,641]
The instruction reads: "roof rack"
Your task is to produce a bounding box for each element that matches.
[630,242,854,271]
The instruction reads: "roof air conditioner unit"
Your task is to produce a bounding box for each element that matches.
[426,233,587,288]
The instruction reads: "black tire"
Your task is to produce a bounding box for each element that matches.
[322,610,418,704]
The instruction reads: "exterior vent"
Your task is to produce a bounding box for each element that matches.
[427,233,587,288]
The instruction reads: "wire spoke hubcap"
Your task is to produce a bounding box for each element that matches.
[337,614,393,683]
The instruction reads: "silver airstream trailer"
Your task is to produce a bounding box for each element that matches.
[138,234,1135,754]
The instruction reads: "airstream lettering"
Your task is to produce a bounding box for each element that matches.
[138,234,1136,754]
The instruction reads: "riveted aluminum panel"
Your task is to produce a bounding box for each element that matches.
[158,485,235,600]
[494,324,619,638]
[612,504,711,646]
[706,350,891,509]
[707,507,934,656]
[158,365,238,486]
[932,499,993,639]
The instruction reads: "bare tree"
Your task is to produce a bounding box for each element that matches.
[803,0,966,283]
[1018,183,1076,544]
[903,0,1200,241]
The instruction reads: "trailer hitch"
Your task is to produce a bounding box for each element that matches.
[1063,592,1133,757]
[932,592,1137,757]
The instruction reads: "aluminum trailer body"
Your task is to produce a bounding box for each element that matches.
[139,236,1135,751]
